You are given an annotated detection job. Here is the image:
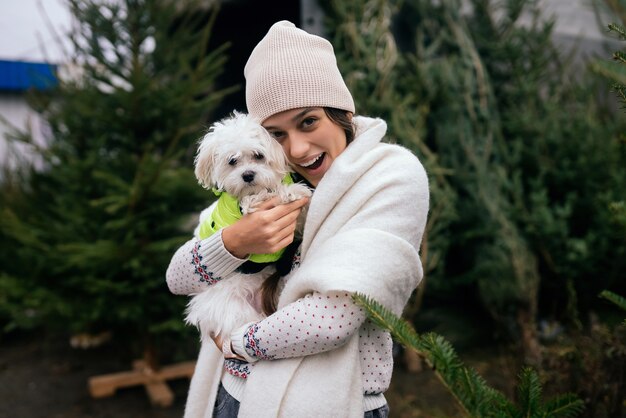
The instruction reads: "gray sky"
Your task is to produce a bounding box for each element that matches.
[0,0,72,63]
[0,0,615,64]
[538,0,610,40]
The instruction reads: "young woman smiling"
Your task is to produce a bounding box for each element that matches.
[166,21,429,418]
[263,107,352,187]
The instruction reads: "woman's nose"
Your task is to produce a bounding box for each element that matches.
[287,132,309,160]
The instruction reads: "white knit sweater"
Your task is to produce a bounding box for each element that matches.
[166,116,429,418]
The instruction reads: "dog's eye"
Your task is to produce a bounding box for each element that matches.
[228,158,237,166]
[254,153,265,160]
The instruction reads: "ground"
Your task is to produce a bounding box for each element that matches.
[0,331,520,418]
[0,332,188,418]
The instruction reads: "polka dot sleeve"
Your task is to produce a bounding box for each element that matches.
[234,291,367,360]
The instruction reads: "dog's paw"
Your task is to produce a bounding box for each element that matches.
[281,183,312,203]
[240,195,253,215]
[241,190,276,215]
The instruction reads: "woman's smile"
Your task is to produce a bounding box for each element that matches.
[299,152,325,169]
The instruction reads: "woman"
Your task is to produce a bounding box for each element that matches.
[166,21,429,418]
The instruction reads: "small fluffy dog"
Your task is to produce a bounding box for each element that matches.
[185,112,311,341]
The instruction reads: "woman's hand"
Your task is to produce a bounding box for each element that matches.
[210,333,245,360]
[222,197,308,259]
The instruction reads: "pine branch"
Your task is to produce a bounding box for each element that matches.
[613,83,626,107]
[599,290,626,312]
[353,293,585,418]
[516,367,542,417]
[609,201,626,230]
[599,290,626,327]
[352,293,510,417]
[608,22,626,40]
[614,50,626,65]
[542,394,586,418]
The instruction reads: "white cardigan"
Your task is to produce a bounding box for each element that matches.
[184,116,429,418]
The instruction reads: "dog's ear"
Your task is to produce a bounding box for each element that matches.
[194,131,218,190]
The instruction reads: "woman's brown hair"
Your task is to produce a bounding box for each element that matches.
[260,107,356,315]
[324,107,356,145]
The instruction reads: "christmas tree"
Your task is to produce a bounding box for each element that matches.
[323,0,626,366]
[0,0,233,360]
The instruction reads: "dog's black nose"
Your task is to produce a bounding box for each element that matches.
[242,171,255,183]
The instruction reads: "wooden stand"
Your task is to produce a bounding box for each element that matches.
[88,360,196,407]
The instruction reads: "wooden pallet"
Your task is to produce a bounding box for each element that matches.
[88,360,196,407]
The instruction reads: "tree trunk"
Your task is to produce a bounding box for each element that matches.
[517,307,542,366]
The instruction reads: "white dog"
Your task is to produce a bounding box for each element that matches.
[185,111,311,342]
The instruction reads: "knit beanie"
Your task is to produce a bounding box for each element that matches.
[245,20,355,122]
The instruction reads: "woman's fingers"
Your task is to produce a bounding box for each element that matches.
[265,217,299,253]
[252,196,307,220]
[254,196,282,211]
[253,198,306,233]
[265,197,308,220]
[210,333,223,352]
[269,205,302,231]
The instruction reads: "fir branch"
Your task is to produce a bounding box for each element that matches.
[353,293,584,418]
[608,22,626,40]
[599,290,626,312]
[542,393,586,418]
[352,293,510,417]
[589,60,626,91]
[609,201,626,230]
[352,293,420,349]
[613,83,626,107]
[516,367,542,417]
[614,50,626,65]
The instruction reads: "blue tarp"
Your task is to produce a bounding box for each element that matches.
[0,60,58,91]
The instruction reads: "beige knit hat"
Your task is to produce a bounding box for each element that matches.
[244,20,355,122]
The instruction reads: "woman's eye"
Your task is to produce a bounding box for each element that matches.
[270,131,285,141]
[254,153,265,160]
[228,158,237,166]
[302,117,317,127]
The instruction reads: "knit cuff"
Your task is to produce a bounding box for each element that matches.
[231,322,259,364]
[197,230,247,279]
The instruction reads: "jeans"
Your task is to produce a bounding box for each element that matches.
[213,383,241,417]
[212,383,390,418]
[364,404,389,418]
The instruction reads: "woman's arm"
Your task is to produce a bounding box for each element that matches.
[165,230,247,295]
[166,197,308,295]
[230,291,366,362]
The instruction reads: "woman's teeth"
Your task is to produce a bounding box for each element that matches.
[300,153,324,169]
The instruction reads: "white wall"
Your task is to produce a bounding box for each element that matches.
[0,94,48,173]
[0,0,70,175]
